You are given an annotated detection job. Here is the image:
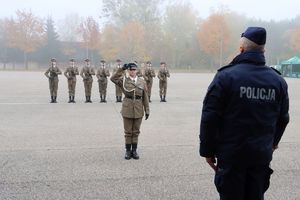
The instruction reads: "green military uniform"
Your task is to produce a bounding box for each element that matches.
[144,61,156,102]
[111,63,150,160]
[96,60,110,103]
[44,58,62,103]
[157,62,170,102]
[80,59,95,103]
[136,68,143,78]
[64,59,79,103]
[113,59,124,102]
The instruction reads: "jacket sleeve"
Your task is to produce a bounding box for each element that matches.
[273,80,290,146]
[44,68,50,78]
[199,72,226,158]
[96,69,100,79]
[57,68,62,75]
[142,81,150,115]
[110,68,124,87]
[64,68,69,79]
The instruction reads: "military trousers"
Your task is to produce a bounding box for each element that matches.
[123,117,142,144]
[83,79,93,96]
[49,78,58,96]
[98,79,108,96]
[214,163,273,200]
[159,80,167,96]
[115,85,123,97]
[146,79,153,97]
[68,79,76,96]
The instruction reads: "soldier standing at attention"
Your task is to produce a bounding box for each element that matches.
[199,27,289,200]
[144,61,156,102]
[113,59,124,102]
[96,60,110,103]
[64,59,79,103]
[157,62,170,102]
[80,59,95,103]
[111,63,150,160]
[44,58,62,103]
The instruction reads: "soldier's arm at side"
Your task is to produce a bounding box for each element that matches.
[167,70,170,78]
[57,68,62,75]
[44,68,50,78]
[75,68,79,75]
[142,81,150,116]
[106,69,110,77]
[90,68,96,75]
[80,68,85,79]
[273,81,290,148]
[64,68,70,79]
[157,71,162,80]
[199,72,226,158]
[96,69,100,80]
[110,68,124,87]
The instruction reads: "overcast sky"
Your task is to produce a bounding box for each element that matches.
[0,0,299,22]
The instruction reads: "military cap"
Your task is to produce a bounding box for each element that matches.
[100,60,106,63]
[116,59,121,62]
[160,61,166,65]
[241,27,266,45]
[69,59,75,62]
[126,63,138,70]
[146,61,151,64]
[51,58,56,62]
[84,58,90,62]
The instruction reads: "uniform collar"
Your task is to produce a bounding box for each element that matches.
[129,76,138,83]
[231,51,266,66]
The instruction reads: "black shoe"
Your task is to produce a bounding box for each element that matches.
[125,151,132,160]
[68,96,72,103]
[72,96,76,103]
[131,151,139,160]
[53,96,57,103]
[50,96,54,103]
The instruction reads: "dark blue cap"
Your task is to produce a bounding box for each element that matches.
[241,27,266,45]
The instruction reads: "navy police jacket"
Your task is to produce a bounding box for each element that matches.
[199,51,289,165]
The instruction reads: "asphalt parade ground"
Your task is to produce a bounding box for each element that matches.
[0,71,299,200]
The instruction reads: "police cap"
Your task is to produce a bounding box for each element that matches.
[241,27,266,45]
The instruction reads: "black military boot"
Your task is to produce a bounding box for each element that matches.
[103,95,107,103]
[116,96,118,103]
[131,143,139,160]
[149,96,151,103]
[163,96,167,102]
[119,96,122,102]
[85,96,89,103]
[160,95,163,102]
[68,96,72,103]
[100,95,103,103]
[50,96,53,103]
[125,144,132,160]
[53,96,57,103]
[72,96,76,103]
[88,96,92,103]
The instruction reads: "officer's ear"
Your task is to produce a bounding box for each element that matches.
[240,46,245,53]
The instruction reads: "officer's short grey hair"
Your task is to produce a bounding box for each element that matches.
[240,37,265,52]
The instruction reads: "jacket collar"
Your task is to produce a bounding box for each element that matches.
[231,51,266,66]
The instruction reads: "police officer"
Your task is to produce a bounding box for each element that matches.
[113,59,124,102]
[96,60,110,103]
[144,61,156,102]
[111,63,150,160]
[80,59,95,103]
[44,58,62,103]
[157,62,170,102]
[64,59,79,103]
[199,27,289,200]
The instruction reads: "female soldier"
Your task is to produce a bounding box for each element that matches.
[111,63,150,160]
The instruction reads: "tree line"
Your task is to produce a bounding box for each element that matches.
[0,0,300,70]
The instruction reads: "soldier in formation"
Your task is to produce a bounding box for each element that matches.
[113,59,124,102]
[44,58,62,103]
[80,59,95,103]
[64,59,79,103]
[157,62,170,102]
[144,61,156,102]
[96,60,110,103]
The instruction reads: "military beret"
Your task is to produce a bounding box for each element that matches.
[241,27,266,45]
[84,58,90,62]
[51,58,56,62]
[69,59,75,62]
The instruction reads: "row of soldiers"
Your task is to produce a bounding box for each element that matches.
[44,58,170,103]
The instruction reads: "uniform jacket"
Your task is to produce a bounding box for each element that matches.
[144,67,156,81]
[96,67,110,82]
[64,66,79,80]
[158,68,170,82]
[80,66,95,82]
[111,68,150,119]
[200,51,289,166]
[45,66,62,80]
